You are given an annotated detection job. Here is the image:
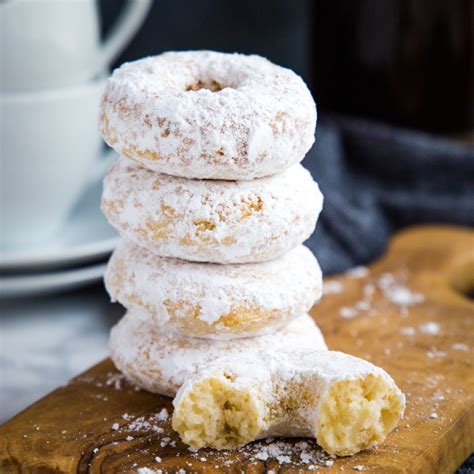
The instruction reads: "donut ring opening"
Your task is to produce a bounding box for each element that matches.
[185,79,227,92]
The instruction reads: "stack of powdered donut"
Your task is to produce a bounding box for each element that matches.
[100,51,405,456]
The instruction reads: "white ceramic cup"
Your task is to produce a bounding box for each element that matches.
[0,0,151,93]
[0,78,114,248]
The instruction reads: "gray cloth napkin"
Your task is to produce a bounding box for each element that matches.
[304,115,474,274]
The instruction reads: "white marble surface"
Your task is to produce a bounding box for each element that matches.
[0,283,123,423]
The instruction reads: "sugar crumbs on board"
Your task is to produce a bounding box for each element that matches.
[338,272,425,320]
[377,273,424,315]
[191,439,336,471]
[322,280,343,295]
[345,266,369,278]
[339,283,375,319]
[135,439,337,473]
[126,409,169,433]
[419,322,440,335]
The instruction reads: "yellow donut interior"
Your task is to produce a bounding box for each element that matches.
[317,375,404,456]
[172,376,263,449]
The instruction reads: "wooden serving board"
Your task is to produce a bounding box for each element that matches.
[1,226,473,473]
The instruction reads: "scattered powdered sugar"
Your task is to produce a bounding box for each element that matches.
[75,371,130,391]
[401,323,442,337]
[400,327,416,336]
[235,439,335,469]
[451,343,469,351]
[426,348,447,359]
[105,372,126,390]
[336,272,425,319]
[419,322,440,335]
[127,413,168,433]
[323,280,343,295]
[340,306,358,319]
[339,283,375,319]
[155,408,169,422]
[378,273,424,314]
[345,266,369,278]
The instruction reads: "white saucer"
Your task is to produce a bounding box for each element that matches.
[0,171,120,272]
[0,262,107,299]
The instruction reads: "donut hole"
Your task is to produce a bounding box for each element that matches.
[185,79,227,92]
[172,376,263,449]
[184,77,236,92]
[317,375,404,456]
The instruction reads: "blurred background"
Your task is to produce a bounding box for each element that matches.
[0,3,473,467]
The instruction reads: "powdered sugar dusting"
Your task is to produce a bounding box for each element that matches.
[335,272,425,319]
[173,349,405,445]
[451,343,469,351]
[102,158,323,264]
[400,327,416,336]
[136,439,336,473]
[105,240,322,338]
[378,273,425,314]
[241,439,335,468]
[323,280,343,295]
[100,51,316,180]
[340,306,359,319]
[110,310,327,397]
[338,283,375,319]
[345,266,369,278]
[419,322,440,335]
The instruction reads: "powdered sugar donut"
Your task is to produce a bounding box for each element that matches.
[100,51,316,180]
[104,240,322,339]
[110,309,327,397]
[102,159,323,264]
[172,349,405,456]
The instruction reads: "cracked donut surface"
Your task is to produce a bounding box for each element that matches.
[104,240,322,339]
[102,158,323,264]
[172,349,405,456]
[100,51,316,180]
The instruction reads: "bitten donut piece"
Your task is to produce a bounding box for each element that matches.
[102,159,323,264]
[104,240,322,339]
[100,51,316,180]
[172,349,405,456]
[109,310,327,397]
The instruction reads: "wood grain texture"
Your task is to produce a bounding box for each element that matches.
[1,225,473,473]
